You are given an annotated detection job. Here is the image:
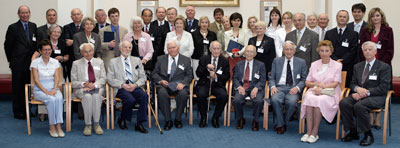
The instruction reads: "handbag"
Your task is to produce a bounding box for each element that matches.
[321,88,335,96]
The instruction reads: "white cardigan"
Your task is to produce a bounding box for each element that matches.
[164,30,194,58]
[224,28,250,57]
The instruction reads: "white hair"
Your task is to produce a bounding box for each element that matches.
[119,40,132,49]
[166,39,180,48]
[79,43,94,51]
[130,16,145,30]
[283,40,297,49]
[362,41,377,51]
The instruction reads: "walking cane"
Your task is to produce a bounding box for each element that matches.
[148,101,163,134]
[206,69,214,124]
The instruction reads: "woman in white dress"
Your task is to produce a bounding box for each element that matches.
[275,11,296,57]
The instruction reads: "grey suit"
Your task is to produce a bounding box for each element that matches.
[152,54,193,121]
[340,60,391,133]
[73,32,103,60]
[71,58,106,125]
[269,57,307,127]
[232,59,266,121]
[285,27,319,68]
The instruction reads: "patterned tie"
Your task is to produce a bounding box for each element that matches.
[361,63,370,85]
[296,31,301,45]
[212,58,217,71]
[170,57,177,80]
[243,61,250,90]
[286,60,293,86]
[218,24,223,31]
[88,61,96,83]
[24,23,30,41]
[125,58,134,84]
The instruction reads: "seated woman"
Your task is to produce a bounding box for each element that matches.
[300,40,342,143]
[30,39,65,138]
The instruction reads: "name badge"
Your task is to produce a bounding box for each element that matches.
[178,64,185,70]
[191,29,196,32]
[376,44,382,49]
[93,66,100,71]
[296,74,301,79]
[254,73,260,79]
[257,48,264,53]
[90,38,95,44]
[300,46,307,52]
[233,37,239,42]
[150,37,155,41]
[216,69,223,75]
[172,36,178,40]
[369,75,377,80]
[203,40,209,44]
[342,42,349,47]
[32,36,36,41]
[140,37,146,42]
[256,41,262,46]
[54,49,61,54]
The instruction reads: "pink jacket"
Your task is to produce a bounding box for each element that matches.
[123,31,154,61]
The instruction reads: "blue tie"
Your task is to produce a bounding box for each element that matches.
[24,23,30,41]
[125,58,134,84]
[188,20,192,30]
[170,57,176,80]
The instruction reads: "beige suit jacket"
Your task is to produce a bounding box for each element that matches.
[71,58,106,98]
[98,25,128,68]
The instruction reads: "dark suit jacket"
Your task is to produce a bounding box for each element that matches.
[359,26,394,66]
[152,20,169,48]
[63,22,83,40]
[92,23,110,34]
[196,55,230,88]
[324,27,358,71]
[285,27,319,68]
[185,18,199,33]
[268,57,307,91]
[152,54,193,87]
[233,59,266,91]
[350,60,391,100]
[191,29,217,59]
[248,35,276,74]
[143,22,164,59]
[346,21,366,37]
[4,21,37,71]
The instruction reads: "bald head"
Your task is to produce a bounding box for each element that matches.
[317,13,329,29]
[293,13,306,30]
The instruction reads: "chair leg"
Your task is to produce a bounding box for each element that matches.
[336,110,341,140]
[227,96,231,127]
[106,98,109,130]
[264,102,269,131]
[111,98,114,130]
[383,109,389,144]
[223,104,227,126]
[26,102,31,135]
[298,107,302,134]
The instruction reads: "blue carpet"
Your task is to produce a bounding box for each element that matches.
[0,95,399,148]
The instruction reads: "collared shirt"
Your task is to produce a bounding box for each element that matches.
[98,23,107,29]
[83,58,94,82]
[158,20,165,26]
[243,59,254,82]
[211,56,219,82]
[353,21,363,34]
[318,26,328,41]
[20,20,28,27]
[216,22,224,31]
[144,24,151,32]
[354,58,376,95]
[120,55,132,80]
[337,26,347,35]
[278,57,294,85]
[168,55,179,74]
[296,27,306,41]
[30,57,60,80]
[111,24,119,33]
[169,22,174,31]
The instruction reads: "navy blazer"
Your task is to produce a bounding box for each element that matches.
[233,59,266,91]
[359,26,394,66]
[63,22,83,40]
[248,35,276,74]
[268,56,307,92]
[196,55,230,88]
[185,18,200,33]
[346,21,366,37]
[152,54,193,87]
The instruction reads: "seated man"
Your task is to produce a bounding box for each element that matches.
[107,41,148,133]
[269,41,307,134]
[151,40,193,130]
[196,41,230,128]
[233,45,266,131]
[71,43,106,136]
[339,41,391,146]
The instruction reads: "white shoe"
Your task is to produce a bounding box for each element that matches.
[307,135,319,143]
[300,134,309,142]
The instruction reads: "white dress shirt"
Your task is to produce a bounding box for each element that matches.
[242,59,254,82]
[168,55,179,74]
[120,56,132,80]
[353,21,363,34]
[278,57,294,85]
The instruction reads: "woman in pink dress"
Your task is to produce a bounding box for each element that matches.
[300,40,342,143]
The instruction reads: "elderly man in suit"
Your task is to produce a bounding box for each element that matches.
[107,40,148,133]
[71,43,106,136]
[4,5,37,119]
[324,10,358,87]
[196,41,230,128]
[185,5,199,33]
[99,7,128,68]
[93,9,109,34]
[152,40,193,130]
[340,41,391,146]
[64,8,83,81]
[37,9,59,43]
[142,8,164,70]
[285,13,319,68]
[269,41,307,134]
[208,8,224,34]
[232,45,266,131]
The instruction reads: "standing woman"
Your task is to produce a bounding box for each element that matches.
[191,16,217,79]
[73,17,102,60]
[247,16,259,37]
[217,16,231,57]
[266,8,282,57]
[359,7,394,130]
[248,21,276,75]
[276,11,295,57]
[31,39,65,138]
[123,16,154,70]
[164,15,195,58]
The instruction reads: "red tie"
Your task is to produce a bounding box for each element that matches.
[171,25,175,31]
[76,25,80,32]
[146,25,149,33]
[88,61,95,83]
[243,61,250,90]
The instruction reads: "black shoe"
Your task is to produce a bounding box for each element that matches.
[211,118,219,128]
[174,119,183,128]
[199,118,207,128]
[236,118,245,129]
[164,120,173,130]
[342,131,359,142]
[290,110,298,121]
[117,117,128,130]
[135,123,148,133]
[360,135,374,146]
[252,120,259,131]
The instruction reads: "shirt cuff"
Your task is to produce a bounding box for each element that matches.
[81,82,85,87]
[354,86,358,92]
[296,86,300,92]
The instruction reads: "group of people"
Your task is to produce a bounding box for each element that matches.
[4,3,393,146]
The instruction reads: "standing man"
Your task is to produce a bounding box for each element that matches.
[324,10,358,87]
[208,8,224,34]
[232,45,266,131]
[340,41,391,146]
[196,41,230,128]
[99,7,128,68]
[152,40,193,130]
[142,8,164,70]
[4,5,37,119]
[347,3,367,37]
[37,9,59,43]
[93,9,109,34]
[285,13,319,69]
[269,41,307,134]
[185,5,199,33]
[307,14,318,33]
[165,7,178,32]
[64,8,84,80]
[107,41,148,133]
[316,13,330,41]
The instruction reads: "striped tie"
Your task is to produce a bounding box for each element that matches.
[125,58,134,84]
